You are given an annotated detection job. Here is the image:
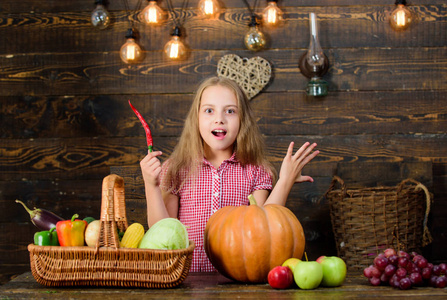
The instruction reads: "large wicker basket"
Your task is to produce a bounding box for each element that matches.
[325,176,432,270]
[28,174,194,288]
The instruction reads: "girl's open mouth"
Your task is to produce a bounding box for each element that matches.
[212,129,227,137]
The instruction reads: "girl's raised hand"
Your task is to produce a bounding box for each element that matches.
[279,142,319,184]
[140,150,163,187]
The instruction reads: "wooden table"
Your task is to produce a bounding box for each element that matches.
[1,272,446,299]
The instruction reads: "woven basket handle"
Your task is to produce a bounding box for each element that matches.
[96,174,128,251]
[397,179,433,247]
[326,176,347,197]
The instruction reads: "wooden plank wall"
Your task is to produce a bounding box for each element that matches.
[0,0,446,283]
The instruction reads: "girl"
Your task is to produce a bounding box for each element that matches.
[140,76,319,272]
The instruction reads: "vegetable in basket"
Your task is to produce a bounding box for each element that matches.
[15,199,64,231]
[34,227,59,246]
[120,222,145,248]
[56,214,88,246]
[139,218,189,250]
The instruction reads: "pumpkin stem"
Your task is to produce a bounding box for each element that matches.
[248,194,258,206]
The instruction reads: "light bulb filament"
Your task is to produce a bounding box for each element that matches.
[266,8,277,24]
[396,10,406,27]
[127,44,136,60]
[204,0,214,15]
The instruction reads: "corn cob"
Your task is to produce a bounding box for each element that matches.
[120,223,145,248]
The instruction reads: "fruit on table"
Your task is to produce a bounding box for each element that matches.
[120,222,145,248]
[56,214,88,246]
[317,256,347,287]
[282,258,301,273]
[204,194,305,283]
[364,248,447,289]
[268,266,294,289]
[84,220,101,247]
[293,260,323,289]
[34,227,59,246]
[16,199,64,231]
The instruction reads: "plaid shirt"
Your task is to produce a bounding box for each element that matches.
[160,153,273,272]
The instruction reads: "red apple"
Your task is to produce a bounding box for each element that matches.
[268,266,294,289]
[316,256,326,263]
[318,256,347,287]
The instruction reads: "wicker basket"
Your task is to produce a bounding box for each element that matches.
[325,176,432,270]
[28,174,195,288]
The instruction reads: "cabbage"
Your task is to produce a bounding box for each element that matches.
[139,218,189,250]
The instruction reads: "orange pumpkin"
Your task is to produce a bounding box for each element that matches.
[204,195,305,283]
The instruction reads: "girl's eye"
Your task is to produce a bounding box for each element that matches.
[204,108,213,113]
[226,109,236,114]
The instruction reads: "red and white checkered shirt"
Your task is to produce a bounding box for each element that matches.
[160,153,273,272]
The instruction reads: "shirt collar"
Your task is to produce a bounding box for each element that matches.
[202,152,238,167]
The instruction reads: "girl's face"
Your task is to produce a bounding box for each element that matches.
[198,84,240,158]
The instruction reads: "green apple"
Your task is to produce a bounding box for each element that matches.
[282,258,301,273]
[318,256,347,287]
[293,261,323,289]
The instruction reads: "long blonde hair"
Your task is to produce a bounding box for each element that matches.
[162,76,276,191]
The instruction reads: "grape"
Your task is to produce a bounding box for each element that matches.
[374,256,388,271]
[438,263,447,275]
[433,265,442,276]
[369,277,381,286]
[384,264,396,277]
[389,274,400,288]
[409,272,423,286]
[427,263,434,270]
[363,266,373,278]
[396,267,407,278]
[429,275,438,287]
[384,248,396,258]
[398,251,410,259]
[380,273,390,283]
[422,267,432,279]
[398,257,409,268]
[399,277,412,290]
[370,266,382,278]
[388,255,399,266]
[416,257,428,269]
[436,276,447,288]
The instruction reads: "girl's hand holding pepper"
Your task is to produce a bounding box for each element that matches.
[140,150,163,187]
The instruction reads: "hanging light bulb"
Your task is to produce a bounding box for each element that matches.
[299,13,329,97]
[390,0,413,31]
[262,0,283,27]
[120,28,144,64]
[91,0,111,29]
[164,27,187,60]
[198,0,220,18]
[244,16,267,51]
[140,0,165,25]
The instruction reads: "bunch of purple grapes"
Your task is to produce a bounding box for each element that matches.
[363,248,447,290]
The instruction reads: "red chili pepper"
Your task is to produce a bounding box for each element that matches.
[128,100,153,152]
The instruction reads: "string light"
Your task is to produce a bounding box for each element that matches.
[390,0,413,31]
[91,0,111,29]
[244,15,267,51]
[164,26,187,60]
[140,0,165,25]
[198,0,220,18]
[120,28,144,64]
[262,0,283,27]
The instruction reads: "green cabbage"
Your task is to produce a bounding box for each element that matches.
[139,218,189,250]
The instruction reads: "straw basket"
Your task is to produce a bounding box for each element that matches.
[28,174,195,288]
[325,176,432,270]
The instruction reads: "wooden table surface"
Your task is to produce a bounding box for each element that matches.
[1,271,446,299]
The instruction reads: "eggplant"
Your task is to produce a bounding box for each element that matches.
[16,199,64,231]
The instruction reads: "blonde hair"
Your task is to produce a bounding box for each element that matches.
[162,76,276,191]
